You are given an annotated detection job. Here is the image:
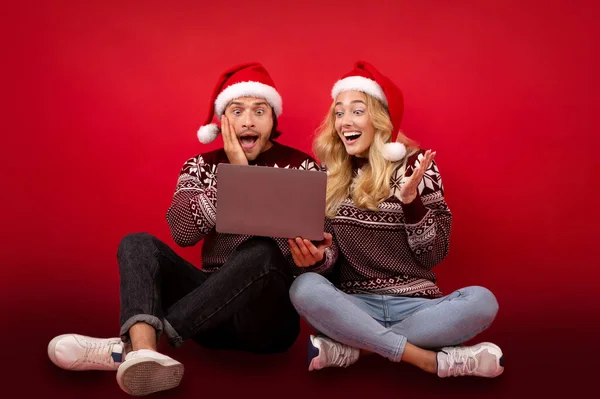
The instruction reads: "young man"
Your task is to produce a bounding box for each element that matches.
[48,62,337,396]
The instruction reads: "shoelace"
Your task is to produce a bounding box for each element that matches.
[83,339,122,365]
[327,341,356,368]
[446,349,477,377]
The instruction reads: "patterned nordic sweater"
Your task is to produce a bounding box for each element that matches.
[331,150,452,298]
[166,141,337,276]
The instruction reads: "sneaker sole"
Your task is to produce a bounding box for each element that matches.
[477,342,505,378]
[307,335,320,371]
[117,357,184,396]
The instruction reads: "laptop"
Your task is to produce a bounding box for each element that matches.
[215,163,327,241]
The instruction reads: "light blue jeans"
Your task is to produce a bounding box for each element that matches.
[289,272,499,362]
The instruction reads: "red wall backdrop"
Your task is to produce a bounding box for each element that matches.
[2,1,598,398]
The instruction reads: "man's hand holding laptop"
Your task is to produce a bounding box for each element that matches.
[288,232,333,268]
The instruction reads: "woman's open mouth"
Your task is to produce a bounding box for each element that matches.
[343,131,362,145]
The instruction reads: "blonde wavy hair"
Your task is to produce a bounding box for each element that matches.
[313,92,420,217]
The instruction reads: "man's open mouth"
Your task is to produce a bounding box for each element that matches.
[239,133,259,150]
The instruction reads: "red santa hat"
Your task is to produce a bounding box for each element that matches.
[197,62,283,144]
[331,61,407,162]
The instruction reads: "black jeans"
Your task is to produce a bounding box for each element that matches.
[117,233,300,354]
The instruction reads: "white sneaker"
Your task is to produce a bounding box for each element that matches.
[116,349,184,396]
[437,342,504,378]
[307,335,360,371]
[48,334,125,371]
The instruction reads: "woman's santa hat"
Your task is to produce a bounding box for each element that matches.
[197,62,283,144]
[331,61,407,162]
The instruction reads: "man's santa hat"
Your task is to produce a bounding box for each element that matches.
[331,61,407,162]
[197,62,283,144]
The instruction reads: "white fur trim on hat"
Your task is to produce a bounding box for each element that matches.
[331,76,388,106]
[197,123,219,144]
[214,81,283,117]
[382,142,407,162]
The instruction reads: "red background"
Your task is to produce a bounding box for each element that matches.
[2,0,598,397]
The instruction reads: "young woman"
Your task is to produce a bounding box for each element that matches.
[288,61,504,378]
